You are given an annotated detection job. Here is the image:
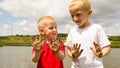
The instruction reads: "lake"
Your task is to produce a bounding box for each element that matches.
[0,46,119,68]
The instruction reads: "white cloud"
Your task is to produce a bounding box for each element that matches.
[19,20,27,26]
[13,20,38,35]
[0,0,120,36]
[0,20,38,36]
[0,0,70,19]
[3,24,10,28]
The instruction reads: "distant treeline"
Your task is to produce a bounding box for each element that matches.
[0,34,120,48]
[108,36,120,48]
[108,36,120,41]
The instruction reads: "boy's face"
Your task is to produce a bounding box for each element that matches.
[69,5,92,28]
[42,19,58,40]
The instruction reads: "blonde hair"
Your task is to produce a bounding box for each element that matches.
[37,16,55,30]
[69,0,91,11]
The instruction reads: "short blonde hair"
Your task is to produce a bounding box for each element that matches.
[69,0,91,11]
[37,16,55,31]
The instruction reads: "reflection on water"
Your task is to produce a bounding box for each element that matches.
[0,46,119,68]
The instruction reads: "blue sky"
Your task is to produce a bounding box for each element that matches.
[0,0,120,36]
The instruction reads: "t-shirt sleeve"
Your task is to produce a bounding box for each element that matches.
[97,26,111,48]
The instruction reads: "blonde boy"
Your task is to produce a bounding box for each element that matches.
[65,0,111,68]
[31,16,65,68]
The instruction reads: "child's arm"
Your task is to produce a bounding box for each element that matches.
[50,38,65,60]
[54,50,65,61]
[50,44,65,60]
[32,50,41,63]
[31,36,43,63]
[101,45,111,57]
[90,42,111,58]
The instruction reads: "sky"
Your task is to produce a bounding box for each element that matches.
[0,0,120,36]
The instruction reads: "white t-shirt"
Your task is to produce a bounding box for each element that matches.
[65,24,110,68]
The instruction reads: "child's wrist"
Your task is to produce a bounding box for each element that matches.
[34,48,42,53]
[35,50,41,53]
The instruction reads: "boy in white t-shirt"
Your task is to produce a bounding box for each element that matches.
[65,0,111,68]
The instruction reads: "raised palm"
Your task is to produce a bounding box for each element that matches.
[68,44,83,58]
[50,37,62,53]
[90,42,103,58]
[31,35,44,52]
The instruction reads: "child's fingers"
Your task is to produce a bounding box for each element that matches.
[36,35,39,40]
[93,42,100,48]
[93,42,97,48]
[93,42,101,52]
[79,49,83,55]
[30,41,34,46]
[96,47,101,52]
[67,46,72,51]
[73,43,77,49]
[78,44,80,48]
[75,43,78,49]
[73,44,75,49]
[32,35,39,42]
[32,36,36,41]
[90,47,102,58]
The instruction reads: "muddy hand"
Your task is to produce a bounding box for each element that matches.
[90,42,103,58]
[50,37,61,53]
[68,43,83,58]
[30,35,43,52]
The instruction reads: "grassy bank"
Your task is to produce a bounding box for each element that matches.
[0,35,120,48]
[0,35,32,46]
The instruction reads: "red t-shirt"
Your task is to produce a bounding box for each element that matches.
[32,42,65,68]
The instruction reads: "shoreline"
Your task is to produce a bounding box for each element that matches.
[0,44,120,48]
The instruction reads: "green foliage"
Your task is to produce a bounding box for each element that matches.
[108,36,120,41]
[0,35,33,46]
[0,35,120,48]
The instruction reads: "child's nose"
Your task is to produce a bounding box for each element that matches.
[53,28,57,31]
[73,16,79,21]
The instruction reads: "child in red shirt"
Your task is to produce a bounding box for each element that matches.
[31,16,65,68]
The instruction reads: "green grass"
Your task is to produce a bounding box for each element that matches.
[0,35,120,48]
[0,35,32,46]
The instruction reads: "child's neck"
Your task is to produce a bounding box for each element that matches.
[79,21,91,29]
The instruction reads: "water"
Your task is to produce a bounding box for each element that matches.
[0,46,119,68]
[0,46,36,68]
[103,48,120,68]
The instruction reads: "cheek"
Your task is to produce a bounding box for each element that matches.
[45,30,51,35]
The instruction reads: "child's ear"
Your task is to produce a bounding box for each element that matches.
[39,29,44,34]
[88,9,92,16]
